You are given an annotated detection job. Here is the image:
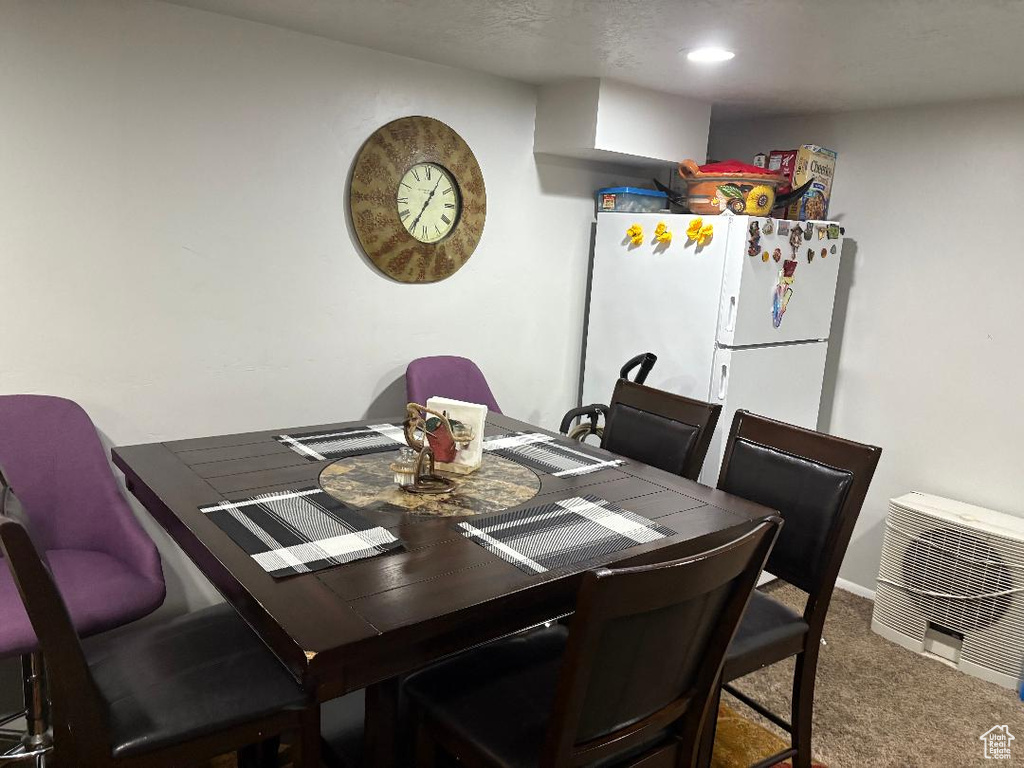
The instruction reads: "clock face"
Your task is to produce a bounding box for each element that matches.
[397,163,461,244]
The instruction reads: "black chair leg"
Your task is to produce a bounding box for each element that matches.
[696,684,721,768]
[415,721,439,768]
[237,743,261,768]
[791,649,819,768]
[258,736,281,767]
[237,737,280,768]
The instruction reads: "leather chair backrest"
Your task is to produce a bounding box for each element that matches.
[603,404,698,476]
[572,574,730,743]
[541,517,782,766]
[601,380,721,482]
[716,410,882,615]
[718,438,852,593]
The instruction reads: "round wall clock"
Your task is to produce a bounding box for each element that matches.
[349,116,486,283]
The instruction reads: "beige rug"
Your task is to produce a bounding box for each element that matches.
[727,582,1024,767]
[713,703,826,768]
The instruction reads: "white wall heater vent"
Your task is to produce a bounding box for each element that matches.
[872,492,1024,689]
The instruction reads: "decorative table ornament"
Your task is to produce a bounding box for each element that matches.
[403,403,462,459]
[401,446,456,496]
[403,398,486,477]
[425,397,488,474]
[390,447,418,487]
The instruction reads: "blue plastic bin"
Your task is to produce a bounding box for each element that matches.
[596,187,669,213]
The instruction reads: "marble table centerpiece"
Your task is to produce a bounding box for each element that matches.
[318,452,540,517]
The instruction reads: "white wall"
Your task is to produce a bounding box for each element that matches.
[0,0,649,614]
[534,79,601,157]
[594,79,710,165]
[534,78,711,166]
[711,99,1024,590]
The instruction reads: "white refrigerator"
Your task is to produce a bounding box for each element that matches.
[581,212,844,485]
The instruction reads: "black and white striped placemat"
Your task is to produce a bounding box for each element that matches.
[276,423,407,462]
[201,487,400,578]
[457,494,672,575]
[482,432,624,477]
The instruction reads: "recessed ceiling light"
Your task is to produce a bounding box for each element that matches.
[686,47,735,63]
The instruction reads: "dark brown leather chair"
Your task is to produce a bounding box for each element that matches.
[560,378,722,481]
[405,517,782,768]
[710,410,882,768]
[0,510,321,768]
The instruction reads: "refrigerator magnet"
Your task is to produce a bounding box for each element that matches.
[778,220,791,235]
[625,223,644,246]
[772,285,790,328]
[821,247,828,259]
[773,248,782,262]
[807,248,815,262]
[762,251,770,262]
[762,218,775,234]
[695,222,713,245]
[686,217,712,245]
[828,224,840,239]
[831,244,837,255]
[789,225,803,253]
[772,260,798,328]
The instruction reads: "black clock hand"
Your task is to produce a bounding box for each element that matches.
[410,176,443,231]
[411,178,443,229]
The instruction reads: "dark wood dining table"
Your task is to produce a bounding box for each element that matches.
[112,411,776,767]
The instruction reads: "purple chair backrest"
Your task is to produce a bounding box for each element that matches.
[0,395,162,582]
[405,356,502,414]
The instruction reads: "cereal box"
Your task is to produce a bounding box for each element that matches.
[767,149,797,182]
[785,145,837,221]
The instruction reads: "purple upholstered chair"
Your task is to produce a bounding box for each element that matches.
[0,395,165,760]
[405,356,502,414]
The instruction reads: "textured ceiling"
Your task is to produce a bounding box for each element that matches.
[166,0,1024,117]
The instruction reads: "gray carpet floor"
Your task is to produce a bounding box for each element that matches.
[728,583,1024,767]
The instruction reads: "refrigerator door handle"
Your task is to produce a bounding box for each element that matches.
[725,295,737,333]
[718,362,729,400]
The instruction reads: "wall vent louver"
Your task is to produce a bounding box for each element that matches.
[872,492,1024,689]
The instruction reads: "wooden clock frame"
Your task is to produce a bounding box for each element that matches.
[349,116,486,283]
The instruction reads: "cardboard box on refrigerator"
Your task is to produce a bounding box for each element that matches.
[767,149,797,182]
[769,145,837,220]
[788,145,837,220]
